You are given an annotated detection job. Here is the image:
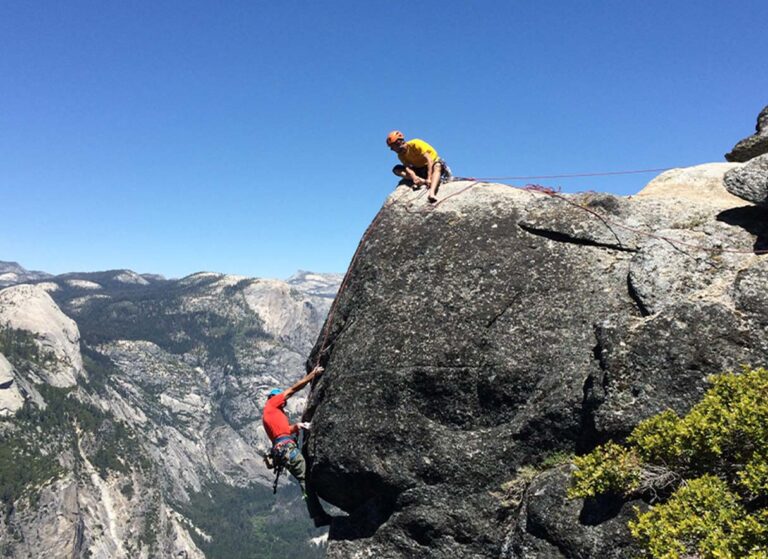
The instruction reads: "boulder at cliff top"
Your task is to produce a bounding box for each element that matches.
[635,162,744,207]
[724,153,768,205]
[725,105,768,162]
[304,174,768,558]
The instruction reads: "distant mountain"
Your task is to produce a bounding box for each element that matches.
[0,261,52,287]
[0,264,340,558]
[53,268,164,289]
[287,270,345,298]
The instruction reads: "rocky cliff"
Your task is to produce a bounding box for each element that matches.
[0,269,341,558]
[304,159,768,557]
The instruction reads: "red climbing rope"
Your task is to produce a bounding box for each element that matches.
[514,182,768,256]
[397,178,767,256]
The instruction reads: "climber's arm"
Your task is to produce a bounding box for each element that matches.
[284,366,324,399]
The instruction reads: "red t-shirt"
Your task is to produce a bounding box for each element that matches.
[262,393,297,442]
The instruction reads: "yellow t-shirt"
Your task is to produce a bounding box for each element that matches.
[398,139,439,167]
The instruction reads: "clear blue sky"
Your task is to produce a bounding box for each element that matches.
[2,1,766,279]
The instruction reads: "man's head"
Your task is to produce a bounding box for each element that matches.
[386,130,407,153]
[267,388,283,402]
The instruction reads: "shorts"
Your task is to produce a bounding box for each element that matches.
[393,159,452,183]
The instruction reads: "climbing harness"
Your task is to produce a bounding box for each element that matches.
[271,465,282,494]
[266,435,298,494]
[262,451,282,494]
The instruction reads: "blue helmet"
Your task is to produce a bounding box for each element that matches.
[267,388,283,399]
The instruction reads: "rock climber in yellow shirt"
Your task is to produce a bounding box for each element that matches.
[387,130,451,203]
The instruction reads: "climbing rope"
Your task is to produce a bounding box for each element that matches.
[396,177,768,255]
[461,166,676,182]
[508,182,768,256]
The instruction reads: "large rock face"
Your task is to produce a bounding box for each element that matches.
[304,173,768,558]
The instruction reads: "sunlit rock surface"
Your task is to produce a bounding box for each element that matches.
[724,153,768,206]
[0,284,83,386]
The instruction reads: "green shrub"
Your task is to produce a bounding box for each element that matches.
[540,450,574,469]
[570,442,642,498]
[571,366,768,559]
[629,475,768,559]
[120,481,135,499]
[629,366,768,482]
[81,346,121,395]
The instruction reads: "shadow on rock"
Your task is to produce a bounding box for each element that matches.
[717,205,768,253]
[327,495,396,541]
[579,494,625,526]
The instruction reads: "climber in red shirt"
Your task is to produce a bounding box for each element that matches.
[263,365,331,527]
